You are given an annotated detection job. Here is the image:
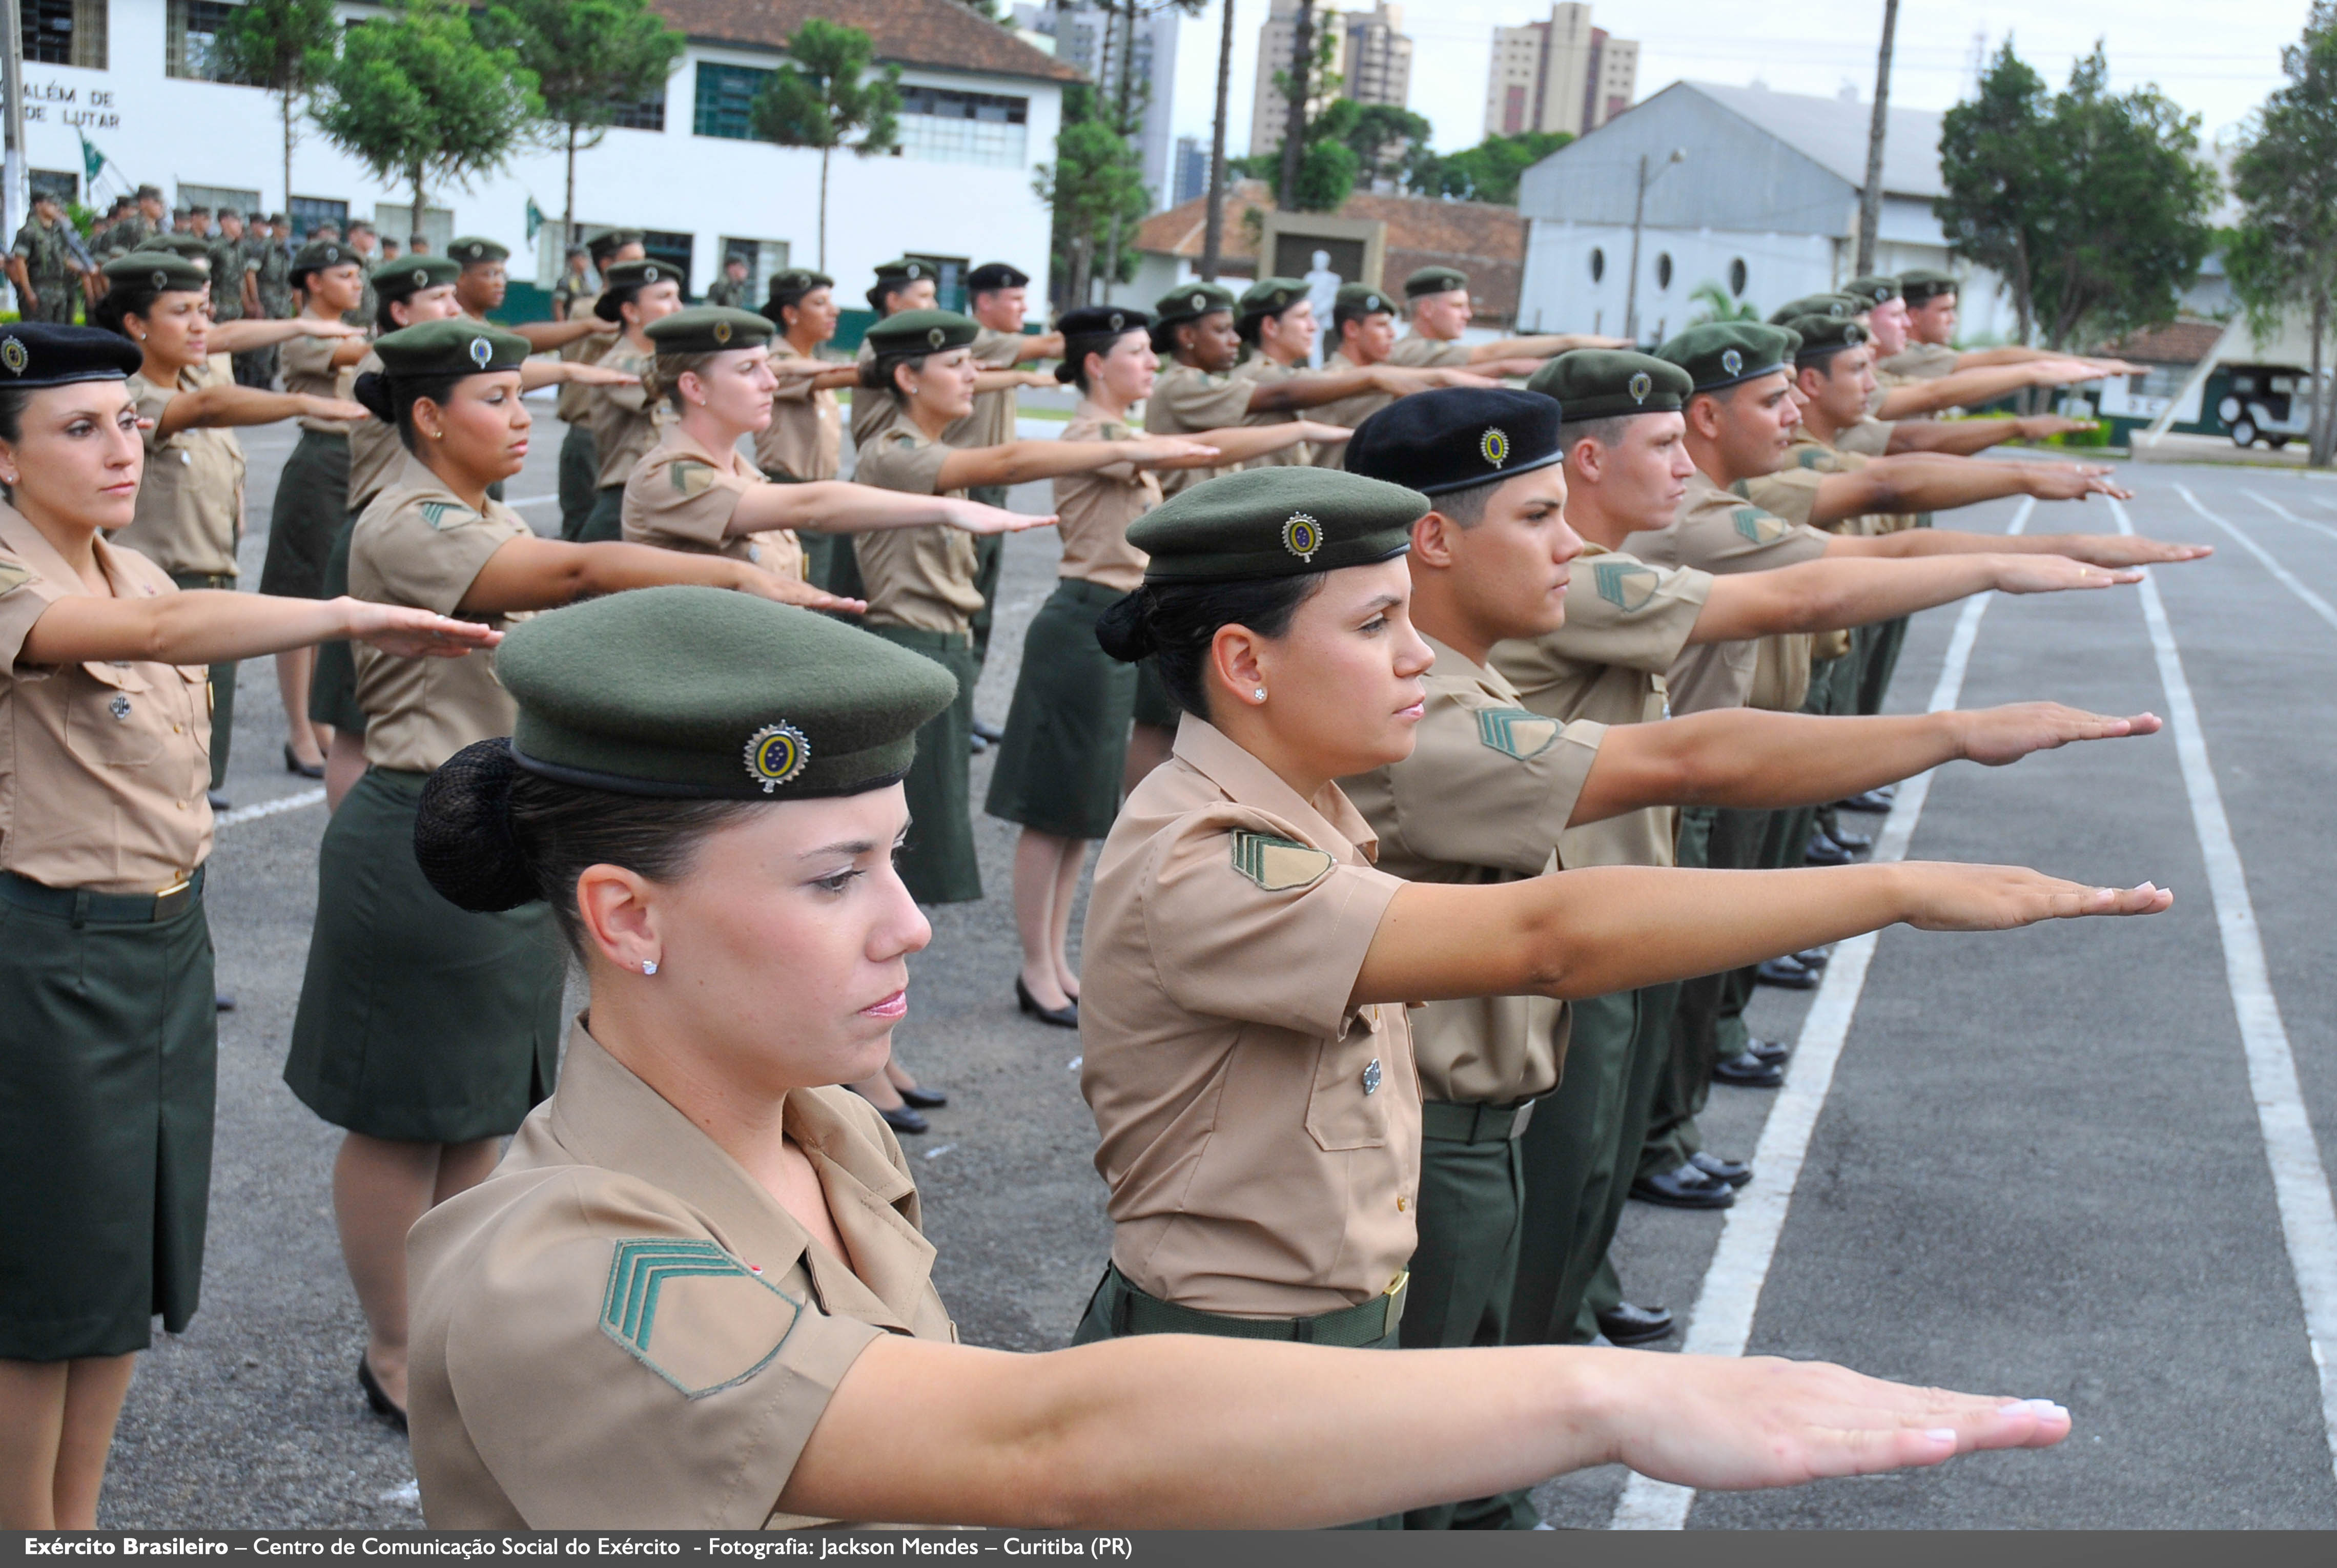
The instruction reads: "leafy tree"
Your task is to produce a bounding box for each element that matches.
[1688,280,1760,325]
[2227,3,2337,465]
[1935,43,2051,342]
[1035,82,1147,307]
[215,0,339,215]
[313,0,542,234]
[481,0,685,249]
[1407,129,1571,205]
[1317,99,1432,194]
[751,19,901,272]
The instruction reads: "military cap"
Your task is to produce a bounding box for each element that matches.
[373,254,462,299]
[967,261,1031,293]
[1840,275,1900,310]
[1768,292,1862,326]
[1656,322,1796,393]
[268,213,290,228]
[1344,387,1565,497]
[1058,304,1151,341]
[1783,314,1869,361]
[152,232,212,260]
[1404,265,1469,299]
[864,308,979,359]
[1332,281,1395,325]
[1129,467,1426,582]
[1237,277,1308,320]
[762,268,834,316]
[497,588,958,799]
[447,235,510,267]
[645,305,773,354]
[0,321,144,386]
[1528,349,1692,419]
[1897,267,1959,305]
[372,319,532,380]
[594,257,679,320]
[872,257,930,286]
[102,251,207,294]
[134,184,162,201]
[291,238,357,278]
[1153,281,1237,325]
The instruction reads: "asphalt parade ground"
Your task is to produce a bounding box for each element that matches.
[97,411,2337,1530]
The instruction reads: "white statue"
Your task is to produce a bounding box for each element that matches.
[1302,248,1343,367]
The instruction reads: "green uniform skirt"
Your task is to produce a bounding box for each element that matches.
[306,511,367,736]
[984,579,1138,839]
[284,768,564,1143]
[867,626,982,905]
[1131,657,1178,730]
[578,484,625,544]
[558,423,598,542]
[0,871,216,1359]
[259,429,350,598]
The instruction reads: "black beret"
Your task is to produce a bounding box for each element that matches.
[1528,349,1692,419]
[1344,387,1565,497]
[1898,267,1959,305]
[0,322,144,386]
[1404,265,1469,298]
[1656,322,1797,393]
[594,258,679,320]
[1237,277,1308,319]
[499,588,959,800]
[646,306,773,354]
[1152,281,1237,325]
[1129,467,1426,583]
[447,236,510,266]
[967,261,1031,293]
[1768,292,1862,326]
[1785,314,1870,361]
[1057,304,1151,340]
[102,252,207,294]
[865,308,978,358]
[1332,281,1394,324]
[1841,275,1900,309]
[373,319,532,380]
[373,255,461,299]
[291,239,356,277]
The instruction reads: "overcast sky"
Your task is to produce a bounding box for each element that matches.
[1165,0,2314,161]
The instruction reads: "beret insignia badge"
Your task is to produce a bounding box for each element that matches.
[1480,427,1510,468]
[1188,292,1205,311]
[645,264,662,282]
[1367,294,1383,312]
[1628,371,1652,403]
[411,267,428,287]
[1281,511,1323,562]
[926,326,946,349]
[906,263,923,279]
[469,336,494,368]
[1,338,26,376]
[712,320,732,344]
[325,245,341,262]
[744,722,811,792]
[1107,311,1124,331]
[1720,348,1743,377]
[151,269,169,289]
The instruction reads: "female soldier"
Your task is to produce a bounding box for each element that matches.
[576,257,685,542]
[282,321,851,1434]
[268,238,371,776]
[98,251,366,803]
[398,584,2080,1529]
[756,270,861,592]
[0,322,495,1530]
[983,305,1349,1025]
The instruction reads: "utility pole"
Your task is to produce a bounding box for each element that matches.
[1854,0,1900,277]
[3,0,24,287]
[1199,0,1234,278]
[1624,148,1684,345]
[1277,0,1316,209]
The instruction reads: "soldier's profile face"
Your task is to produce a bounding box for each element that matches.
[1447,464,1581,641]
[1412,288,1473,339]
[1345,311,1397,362]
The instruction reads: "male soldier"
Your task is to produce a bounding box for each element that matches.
[1772,290,2125,427]
[98,184,167,260]
[554,230,646,540]
[449,234,616,357]
[704,252,750,309]
[236,213,297,386]
[550,245,592,321]
[1392,263,1628,368]
[1308,282,1545,444]
[184,206,212,240]
[310,219,342,244]
[346,220,380,325]
[8,191,89,323]
[208,210,253,327]
[380,236,403,262]
[949,261,1063,691]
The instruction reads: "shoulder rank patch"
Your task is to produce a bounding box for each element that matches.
[1728,480,1751,499]
[601,1237,803,1399]
[1592,559,1659,613]
[670,459,717,498]
[1230,830,1334,892]
[1476,706,1561,760]
[0,560,33,597]
[418,501,475,532]
[1796,447,1830,470]
[1732,507,1786,545]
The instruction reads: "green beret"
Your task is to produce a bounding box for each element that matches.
[1841,275,1900,309]
[645,306,774,354]
[1153,281,1236,325]
[372,319,532,380]
[447,236,510,266]
[1784,314,1869,361]
[291,239,357,277]
[1129,467,1425,583]
[1404,265,1469,299]
[1332,281,1394,324]
[764,268,833,310]
[1237,277,1307,320]
[1656,322,1796,393]
[499,588,959,799]
[873,257,930,285]
[594,257,680,320]
[152,232,213,261]
[1529,349,1692,419]
[1898,267,1959,305]
[1768,292,1862,326]
[0,322,144,386]
[102,252,207,294]
[864,308,978,358]
[373,255,461,299]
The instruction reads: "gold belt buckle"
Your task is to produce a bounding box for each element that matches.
[1381,1269,1410,1333]
[153,876,192,920]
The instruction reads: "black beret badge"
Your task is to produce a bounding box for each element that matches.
[1480,427,1510,468]
[1281,511,1323,563]
[1,337,26,376]
[1629,370,1653,403]
[744,721,811,792]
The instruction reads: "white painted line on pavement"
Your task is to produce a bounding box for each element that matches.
[2243,487,2337,550]
[1609,498,2036,1530]
[2176,485,2337,635]
[2110,497,2337,1488]
[214,787,326,829]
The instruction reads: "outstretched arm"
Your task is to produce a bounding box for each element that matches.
[1247,364,1491,414]
[458,535,863,617]
[23,590,499,669]
[1689,552,2136,644]
[1826,514,2211,570]
[1876,358,2104,419]
[1159,420,1352,467]
[510,318,617,353]
[207,316,364,355]
[935,436,1217,491]
[518,359,638,394]
[1884,415,2096,456]
[153,384,367,438]
[732,482,1052,539]
[1805,455,2134,525]
[1468,332,1632,363]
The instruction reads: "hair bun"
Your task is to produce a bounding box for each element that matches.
[351,370,395,423]
[414,738,541,912]
[1093,588,1156,663]
[1053,358,1081,385]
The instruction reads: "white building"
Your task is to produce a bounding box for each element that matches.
[1513,80,2019,344]
[5,0,1073,319]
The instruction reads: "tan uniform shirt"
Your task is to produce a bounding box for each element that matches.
[1388,330,1471,368]
[279,331,359,435]
[1227,355,1308,469]
[1621,469,1830,715]
[622,426,804,581]
[346,350,406,514]
[1080,714,1419,1317]
[754,338,842,482]
[1341,637,1603,1105]
[350,456,531,773]
[848,412,980,635]
[1833,415,1895,457]
[408,1021,953,1530]
[940,325,1028,450]
[586,337,666,489]
[1052,402,1156,593]
[1880,342,1960,381]
[555,311,607,427]
[116,363,246,579]
[0,508,210,892]
[848,340,890,452]
[1142,361,1252,498]
[1306,348,1395,446]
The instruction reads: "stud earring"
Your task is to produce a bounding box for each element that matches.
[641,959,658,976]
[1253,688,1267,702]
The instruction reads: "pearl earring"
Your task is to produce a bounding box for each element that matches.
[1253,688,1267,702]
[641,959,658,976]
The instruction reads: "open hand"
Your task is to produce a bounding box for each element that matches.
[295,319,365,341]
[941,500,1056,535]
[2049,534,2213,568]
[2016,415,2098,440]
[1989,553,2141,593]
[564,363,641,388]
[2026,467,2134,503]
[736,572,866,615]
[341,601,504,658]
[1126,436,1221,466]
[311,398,372,424]
[1954,702,2162,766]
[1898,862,2170,931]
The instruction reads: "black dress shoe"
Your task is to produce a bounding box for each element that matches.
[971,717,1006,745]
[877,1103,929,1136]
[215,993,238,1013]
[1690,1151,1753,1188]
[968,731,989,754]
[1756,955,1820,989]
[1631,1163,1737,1210]
[1713,1050,1786,1089]
[207,789,232,811]
[1794,947,1831,969]
[896,1085,949,1109]
[1802,830,1854,866]
[1746,1035,1791,1066]
[283,742,325,779]
[1594,1302,1675,1347]
[1837,787,1895,813]
[357,1355,407,1435]
[1015,976,1080,1028]
[1823,822,1872,853]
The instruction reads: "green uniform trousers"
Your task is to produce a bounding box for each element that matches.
[578,484,625,544]
[967,485,1009,668]
[557,423,598,542]
[866,626,982,905]
[169,571,237,789]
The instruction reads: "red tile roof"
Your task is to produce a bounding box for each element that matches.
[651,0,1078,84]
[2097,320,2226,366]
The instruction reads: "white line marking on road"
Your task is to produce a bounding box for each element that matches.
[1609,498,2036,1530]
[2176,485,2337,635]
[2243,486,2337,549]
[2110,496,2337,1488]
[213,787,326,829]
[2244,488,2303,522]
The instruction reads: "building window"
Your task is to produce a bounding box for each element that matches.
[720,237,791,302]
[641,229,695,292]
[180,181,262,219]
[288,197,348,243]
[906,253,970,314]
[1588,248,1604,283]
[24,0,107,69]
[1728,258,1747,297]
[608,92,666,132]
[693,62,771,141]
[1654,252,1673,291]
[896,86,1028,168]
[166,0,240,81]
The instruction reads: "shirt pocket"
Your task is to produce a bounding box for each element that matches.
[65,662,165,769]
[1303,1005,1393,1152]
[177,665,212,758]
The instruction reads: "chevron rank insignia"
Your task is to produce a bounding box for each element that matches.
[418,501,475,531]
[0,561,32,596]
[601,1238,803,1398]
[1230,830,1333,892]
[1476,707,1561,760]
[670,460,717,498]
[1733,508,1785,544]
[1796,447,1830,469]
[1593,560,1658,612]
